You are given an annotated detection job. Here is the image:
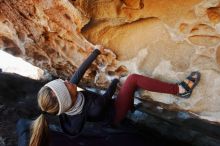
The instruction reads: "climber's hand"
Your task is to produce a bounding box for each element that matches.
[94,45,105,54]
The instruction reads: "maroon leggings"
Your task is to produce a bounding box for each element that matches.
[113,74,179,124]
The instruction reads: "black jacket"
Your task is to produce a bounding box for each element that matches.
[59,49,117,136]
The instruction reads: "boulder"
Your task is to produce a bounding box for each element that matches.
[0,0,220,125]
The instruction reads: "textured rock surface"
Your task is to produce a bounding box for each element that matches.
[0,0,126,84]
[0,0,220,123]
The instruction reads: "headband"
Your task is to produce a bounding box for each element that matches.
[44,79,72,115]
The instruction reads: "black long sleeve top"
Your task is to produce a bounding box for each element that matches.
[70,49,100,85]
[59,49,117,136]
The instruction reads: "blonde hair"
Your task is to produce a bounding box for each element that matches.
[29,86,59,146]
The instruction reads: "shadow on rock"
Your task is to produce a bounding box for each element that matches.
[0,72,49,146]
[0,71,48,118]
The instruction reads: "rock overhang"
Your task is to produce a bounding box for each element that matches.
[0,0,220,124]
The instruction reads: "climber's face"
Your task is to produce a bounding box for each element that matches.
[64,80,77,105]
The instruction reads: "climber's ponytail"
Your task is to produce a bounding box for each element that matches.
[29,86,59,146]
[29,114,49,146]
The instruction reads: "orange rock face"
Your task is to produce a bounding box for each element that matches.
[0,0,126,84]
[207,5,220,24]
[217,46,220,67]
[1,0,220,123]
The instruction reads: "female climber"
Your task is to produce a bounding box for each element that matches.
[23,46,200,146]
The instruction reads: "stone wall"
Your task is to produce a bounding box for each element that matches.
[0,0,220,123]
